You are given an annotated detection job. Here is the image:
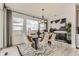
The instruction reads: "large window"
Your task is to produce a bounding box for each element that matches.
[12,17,24,31]
[26,19,45,32]
[12,12,25,45]
[12,12,45,45]
[26,19,38,32]
[40,23,45,30]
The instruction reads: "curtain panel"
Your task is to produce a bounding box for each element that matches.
[3,7,12,48]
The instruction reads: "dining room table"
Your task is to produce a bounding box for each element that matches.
[31,33,38,50]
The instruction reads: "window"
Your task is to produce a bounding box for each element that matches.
[12,17,24,30]
[40,23,45,30]
[26,19,38,32]
[12,13,25,45]
[12,12,46,45]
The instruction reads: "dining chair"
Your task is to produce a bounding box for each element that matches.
[23,35,32,48]
[50,33,56,43]
[38,32,49,48]
[47,32,56,48]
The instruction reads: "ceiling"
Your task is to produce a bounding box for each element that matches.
[6,3,74,20]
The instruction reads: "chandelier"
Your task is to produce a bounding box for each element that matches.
[42,8,44,20]
[40,8,47,23]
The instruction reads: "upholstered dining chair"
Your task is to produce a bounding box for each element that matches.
[48,32,56,47]
[23,35,32,48]
[38,32,49,48]
[50,33,56,43]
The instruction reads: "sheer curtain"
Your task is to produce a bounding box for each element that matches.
[12,12,25,45]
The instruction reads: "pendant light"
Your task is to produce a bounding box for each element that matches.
[41,8,47,23]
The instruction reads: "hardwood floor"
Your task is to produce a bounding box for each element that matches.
[47,41,79,56]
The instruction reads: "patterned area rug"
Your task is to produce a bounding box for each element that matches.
[17,41,72,56]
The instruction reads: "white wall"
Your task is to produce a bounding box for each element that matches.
[0,3,3,10]
[0,3,3,48]
[68,4,76,48]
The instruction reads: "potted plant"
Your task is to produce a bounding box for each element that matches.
[66,22,71,44]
